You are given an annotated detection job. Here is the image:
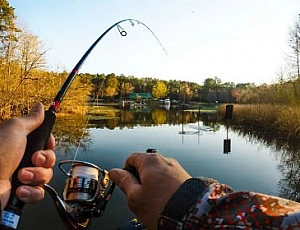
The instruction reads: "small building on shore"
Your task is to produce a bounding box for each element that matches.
[128,93,152,101]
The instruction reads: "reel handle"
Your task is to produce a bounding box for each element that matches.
[1,110,56,230]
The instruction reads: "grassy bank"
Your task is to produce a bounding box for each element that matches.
[86,105,120,120]
[183,103,218,113]
[218,104,300,138]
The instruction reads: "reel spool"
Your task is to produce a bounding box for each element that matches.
[59,160,110,203]
[44,160,115,229]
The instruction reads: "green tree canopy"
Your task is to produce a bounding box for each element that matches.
[0,0,19,47]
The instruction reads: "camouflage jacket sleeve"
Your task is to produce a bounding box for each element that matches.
[157,178,300,229]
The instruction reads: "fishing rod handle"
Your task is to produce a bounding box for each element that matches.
[1,110,56,230]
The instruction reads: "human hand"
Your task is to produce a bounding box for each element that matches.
[109,152,191,229]
[0,102,56,208]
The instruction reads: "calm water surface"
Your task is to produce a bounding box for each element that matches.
[19,107,291,230]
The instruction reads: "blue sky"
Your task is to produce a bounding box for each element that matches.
[9,0,300,85]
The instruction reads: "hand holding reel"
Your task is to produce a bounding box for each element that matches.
[44,160,115,229]
[46,148,156,230]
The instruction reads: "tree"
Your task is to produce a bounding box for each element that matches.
[61,71,92,113]
[182,82,192,102]
[236,83,256,88]
[0,0,19,49]
[152,80,168,99]
[202,77,222,102]
[90,73,106,100]
[0,26,47,115]
[288,15,300,79]
[168,80,182,101]
[104,73,119,99]
[120,82,134,100]
[17,27,47,78]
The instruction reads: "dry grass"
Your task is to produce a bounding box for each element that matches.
[86,106,120,119]
[219,104,300,138]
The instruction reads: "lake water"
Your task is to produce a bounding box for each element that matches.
[18,106,298,230]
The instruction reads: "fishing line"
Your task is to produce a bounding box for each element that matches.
[130,19,168,55]
[72,115,90,161]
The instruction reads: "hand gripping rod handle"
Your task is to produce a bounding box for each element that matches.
[0,110,56,230]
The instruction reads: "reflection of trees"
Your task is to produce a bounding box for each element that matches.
[152,109,167,125]
[278,148,300,202]
[226,124,300,202]
[89,108,214,129]
[105,118,120,130]
[119,110,135,129]
[53,114,91,159]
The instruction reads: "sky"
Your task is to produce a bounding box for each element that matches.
[8,0,300,85]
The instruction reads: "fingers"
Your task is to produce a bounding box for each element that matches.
[16,133,55,203]
[124,152,191,189]
[124,152,153,170]
[46,134,55,150]
[18,167,53,185]
[124,152,167,173]
[19,102,45,135]
[31,149,56,168]
[16,185,44,203]
[109,168,141,196]
[18,149,55,185]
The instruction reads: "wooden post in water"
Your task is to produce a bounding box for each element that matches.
[224,104,233,154]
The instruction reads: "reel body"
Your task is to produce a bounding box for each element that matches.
[44,160,115,229]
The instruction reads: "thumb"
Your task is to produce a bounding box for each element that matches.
[109,168,140,195]
[19,102,45,134]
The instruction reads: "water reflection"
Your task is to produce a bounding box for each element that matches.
[53,114,92,159]
[51,107,300,203]
[89,107,215,129]
[54,106,300,203]
[226,124,300,202]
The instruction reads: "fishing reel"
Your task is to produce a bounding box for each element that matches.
[43,160,115,229]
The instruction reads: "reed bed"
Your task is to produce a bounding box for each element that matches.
[218,104,300,138]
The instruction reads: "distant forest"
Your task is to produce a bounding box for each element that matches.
[1,0,300,119]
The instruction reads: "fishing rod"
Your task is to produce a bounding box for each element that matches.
[0,19,166,230]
